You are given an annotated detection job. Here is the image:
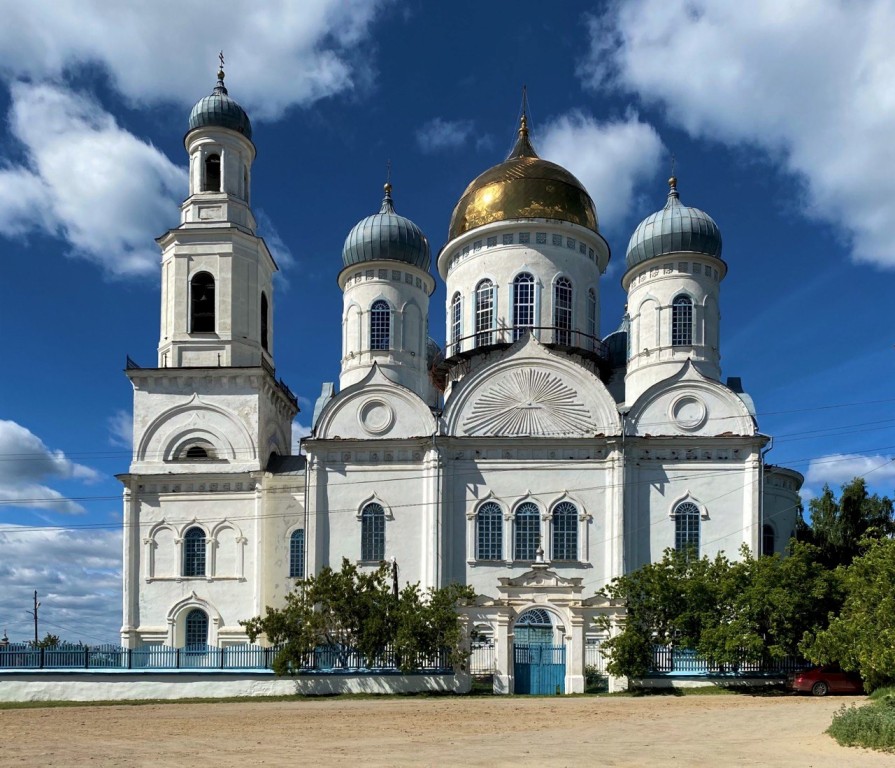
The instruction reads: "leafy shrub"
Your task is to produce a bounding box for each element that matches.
[828,695,895,752]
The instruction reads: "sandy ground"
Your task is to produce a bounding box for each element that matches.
[1,694,892,767]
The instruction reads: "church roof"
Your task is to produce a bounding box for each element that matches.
[625,177,722,269]
[187,69,252,141]
[342,184,430,270]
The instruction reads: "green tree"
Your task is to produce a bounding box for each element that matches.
[30,633,61,649]
[806,478,894,567]
[805,538,895,692]
[241,558,474,675]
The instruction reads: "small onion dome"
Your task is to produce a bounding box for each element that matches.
[187,68,252,140]
[625,177,722,269]
[603,314,630,368]
[448,114,599,240]
[342,183,431,270]
[426,337,442,369]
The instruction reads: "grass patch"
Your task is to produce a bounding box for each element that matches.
[828,693,895,753]
[621,685,736,697]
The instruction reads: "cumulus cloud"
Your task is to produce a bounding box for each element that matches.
[1,83,185,276]
[804,453,895,492]
[292,419,312,454]
[0,0,389,121]
[538,111,665,235]
[107,410,133,450]
[582,0,895,267]
[416,118,476,153]
[0,525,121,644]
[256,209,295,273]
[0,421,99,515]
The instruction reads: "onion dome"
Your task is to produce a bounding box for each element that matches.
[187,68,252,140]
[625,177,722,269]
[448,114,599,240]
[603,314,630,368]
[342,183,430,270]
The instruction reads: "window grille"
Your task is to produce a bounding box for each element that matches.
[450,293,462,355]
[552,234,562,246]
[361,503,385,561]
[289,529,305,578]
[579,241,586,254]
[514,502,540,561]
[502,233,514,245]
[536,232,547,244]
[183,527,206,577]
[552,502,578,561]
[476,502,503,560]
[554,277,573,345]
[671,295,693,346]
[515,608,552,645]
[519,232,530,244]
[513,272,535,341]
[475,279,494,347]
[473,240,482,251]
[487,236,497,247]
[674,502,700,557]
[190,272,215,333]
[370,300,390,350]
[185,609,208,647]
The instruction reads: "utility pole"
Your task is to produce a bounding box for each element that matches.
[26,591,39,645]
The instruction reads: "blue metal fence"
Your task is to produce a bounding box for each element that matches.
[0,643,452,674]
[649,645,807,676]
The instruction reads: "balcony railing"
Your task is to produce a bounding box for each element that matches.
[444,326,607,364]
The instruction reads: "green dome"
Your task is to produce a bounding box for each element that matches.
[187,71,252,141]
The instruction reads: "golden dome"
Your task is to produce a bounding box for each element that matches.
[447,115,598,241]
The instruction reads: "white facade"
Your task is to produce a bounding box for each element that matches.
[120,82,802,694]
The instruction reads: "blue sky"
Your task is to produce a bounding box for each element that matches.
[1,0,894,644]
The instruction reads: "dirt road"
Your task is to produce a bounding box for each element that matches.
[1,694,890,767]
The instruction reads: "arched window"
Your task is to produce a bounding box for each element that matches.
[552,501,578,561]
[190,272,215,333]
[514,502,540,561]
[450,292,462,355]
[361,503,385,562]
[185,609,208,647]
[185,445,208,459]
[554,277,573,345]
[762,524,775,556]
[476,502,503,561]
[515,608,553,645]
[261,292,269,352]
[475,279,494,347]
[203,153,221,192]
[370,300,390,351]
[587,289,597,351]
[512,272,535,341]
[183,527,206,577]
[671,295,693,346]
[289,529,305,578]
[674,502,700,558]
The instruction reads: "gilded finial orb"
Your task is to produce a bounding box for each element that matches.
[519,113,528,136]
[384,182,392,195]
[669,176,677,190]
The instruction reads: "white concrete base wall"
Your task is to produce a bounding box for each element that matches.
[0,672,470,702]
[631,677,783,690]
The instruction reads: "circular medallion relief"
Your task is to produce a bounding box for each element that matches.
[358,399,395,435]
[670,395,707,431]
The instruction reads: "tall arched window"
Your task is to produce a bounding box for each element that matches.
[587,289,597,351]
[190,272,215,333]
[554,277,573,345]
[671,295,693,346]
[475,280,494,347]
[476,502,503,561]
[260,292,269,352]
[185,609,208,647]
[552,502,578,561]
[514,502,540,561]
[361,503,385,561]
[203,153,221,192]
[183,527,206,577]
[512,272,535,341]
[762,524,775,556]
[450,292,462,355]
[674,502,700,558]
[289,529,305,577]
[370,300,391,350]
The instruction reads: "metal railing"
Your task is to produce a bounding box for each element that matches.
[649,645,808,676]
[445,326,608,362]
[0,643,452,674]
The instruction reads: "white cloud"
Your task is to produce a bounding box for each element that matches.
[0,525,121,644]
[538,111,665,235]
[0,420,99,515]
[292,419,312,454]
[416,118,475,153]
[1,83,185,276]
[256,209,295,273]
[804,453,895,492]
[107,410,133,450]
[583,0,895,267]
[0,0,389,121]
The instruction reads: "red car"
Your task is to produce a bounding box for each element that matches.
[789,665,864,696]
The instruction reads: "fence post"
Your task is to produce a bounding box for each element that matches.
[175,647,180,669]
[220,646,225,669]
[39,646,45,669]
[84,646,89,669]
[127,648,132,670]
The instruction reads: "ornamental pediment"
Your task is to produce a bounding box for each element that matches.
[498,567,583,590]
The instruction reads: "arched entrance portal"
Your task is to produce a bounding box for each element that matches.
[513,608,566,694]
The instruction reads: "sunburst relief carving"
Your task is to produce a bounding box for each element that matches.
[463,369,595,436]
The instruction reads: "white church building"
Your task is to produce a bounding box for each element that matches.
[118,71,802,693]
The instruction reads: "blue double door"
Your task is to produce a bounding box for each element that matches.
[514,644,566,694]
